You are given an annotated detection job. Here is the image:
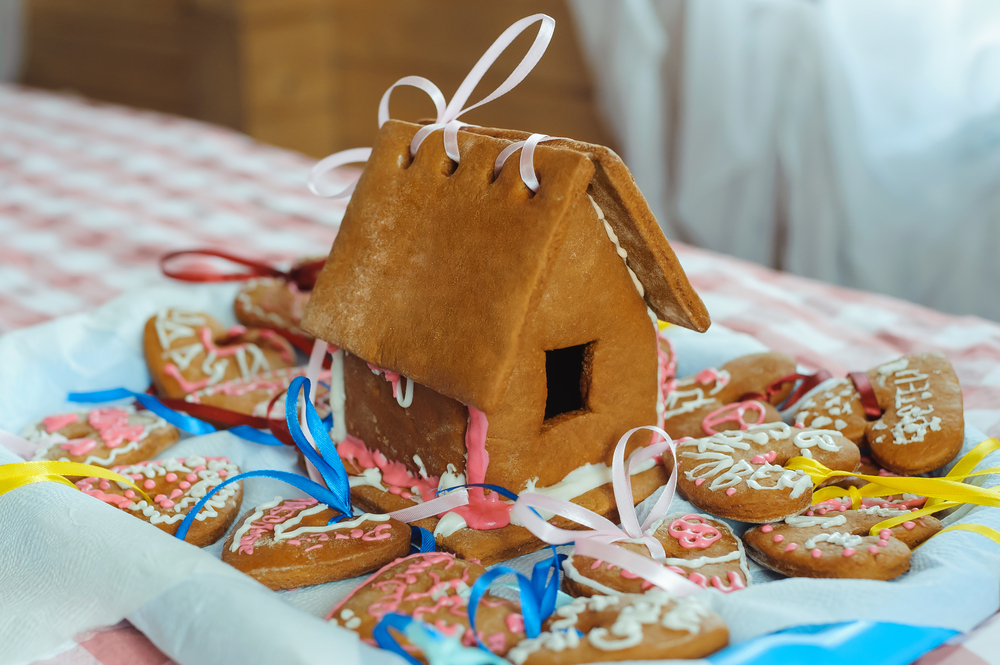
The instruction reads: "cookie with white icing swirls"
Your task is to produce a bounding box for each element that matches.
[742,505,941,580]
[185,367,331,420]
[76,456,243,547]
[221,497,409,590]
[328,552,525,655]
[508,592,728,664]
[792,378,867,444]
[662,353,795,440]
[562,513,750,598]
[24,405,179,468]
[234,269,314,340]
[676,422,860,523]
[144,309,297,399]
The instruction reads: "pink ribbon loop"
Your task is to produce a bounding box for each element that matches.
[511,425,700,596]
[493,133,560,192]
[309,13,557,197]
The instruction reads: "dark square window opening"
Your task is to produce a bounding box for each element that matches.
[543,342,594,427]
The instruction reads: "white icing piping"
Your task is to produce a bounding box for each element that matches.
[329,349,347,443]
[589,195,643,297]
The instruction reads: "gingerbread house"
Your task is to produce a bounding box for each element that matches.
[301,120,710,561]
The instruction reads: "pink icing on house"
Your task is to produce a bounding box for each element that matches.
[668,515,722,549]
[43,413,79,433]
[338,436,438,498]
[447,407,514,530]
[367,363,403,399]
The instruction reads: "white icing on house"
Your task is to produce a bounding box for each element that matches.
[434,511,469,539]
[329,348,347,443]
[804,531,864,550]
[438,463,466,490]
[589,194,643,297]
[785,514,848,528]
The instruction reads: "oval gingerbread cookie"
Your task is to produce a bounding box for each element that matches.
[329,552,525,655]
[185,366,331,420]
[562,513,750,597]
[222,497,409,590]
[76,456,243,547]
[508,592,728,665]
[662,353,795,440]
[24,405,179,468]
[676,422,860,522]
[742,506,941,580]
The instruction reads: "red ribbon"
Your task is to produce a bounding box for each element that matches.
[160,249,325,292]
[739,370,833,410]
[848,372,883,420]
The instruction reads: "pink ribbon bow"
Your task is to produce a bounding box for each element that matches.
[511,425,702,597]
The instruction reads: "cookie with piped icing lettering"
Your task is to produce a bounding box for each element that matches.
[144,309,297,399]
[234,273,313,340]
[75,456,243,547]
[865,353,964,475]
[662,353,796,440]
[221,497,409,590]
[561,513,750,598]
[185,367,331,420]
[24,405,179,468]
[742,505,941,580]
[328,552,525,654]
[508,591,728,664]
[676,422,860,523]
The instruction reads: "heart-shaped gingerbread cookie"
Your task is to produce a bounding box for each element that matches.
[145,309,297,399]
[676,422,860,522]
[562,513,750,598]
[742,505,941,580]
[185,367,331,419]
[329,552,525,655]
[221,497,409,590]
[662,353,795,440]
[24,405,179,468]
[508,592,728,664]
[76,456,243,547]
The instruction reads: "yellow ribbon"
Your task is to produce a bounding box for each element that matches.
[0,461,151,503]
[657,320,672,332]
[933,524,1000,549]
[785,438,1000,535]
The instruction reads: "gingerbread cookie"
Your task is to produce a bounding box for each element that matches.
[793,353,964,475]
[222,497,409,590]
[329,552,524,655]
[562,513,750,597]
[185,367,331,420]
[234,272,313,340]
[508,592,728,664]
[742,506,941,580]
[144,309,297,399]
[76,456,243,547]
[662,353,795,440]
[24,405,179,468]
[676,422,861,522]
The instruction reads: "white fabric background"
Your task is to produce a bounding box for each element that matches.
[571,0,1000,321]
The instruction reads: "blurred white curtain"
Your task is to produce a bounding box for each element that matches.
[571,0,1000,321]
[0,0,22,82]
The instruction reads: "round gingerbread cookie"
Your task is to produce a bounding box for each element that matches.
[185,367,331,420]
[329,552,525,654]
[144,309,297,399]
[562,513,750,598]
[76,456,243,547]
[742,506,941,580]
[676,422,860,523]
[24,405,179,468]
[234,275,313,340]
[865,352,964,475]
[507,592,728,664]
[221,497,409,590]
[793,378,867,444]
[663,353,795,440]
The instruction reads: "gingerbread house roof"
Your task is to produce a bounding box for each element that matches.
[302,120,709,413]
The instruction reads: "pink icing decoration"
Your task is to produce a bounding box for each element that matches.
[61,439,97,456]
[237,498,319,555]
[165,473,177,482]
[903,521,916,530]
[773,534,784,543]
[179,481,191,490]
[338,436,438,498]
[726,488,737,496]
[878,539,889,547]
[702,400,767,436]
[811,549,822,558]
[694,478,705,486]
[143,480,156,490]
[164,364,212,393]
[694,368,727,386]
[43,413,79,433]
[785,543,798,552]
[505,614,525,635]
[665,566,746,593]
[879,529,892,539]
[367,363,403,399]
[447,407,513,531]
[868,546,879,554]
[843,548,856,557]
[362,524,393,542]
[761,524,773,533]
[186,474,198,483]
[667,515,722,549]
[304,544,324,552]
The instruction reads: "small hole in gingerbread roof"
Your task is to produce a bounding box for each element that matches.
[543,342,594,428]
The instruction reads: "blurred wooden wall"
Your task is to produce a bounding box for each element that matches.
[21,0,614,158]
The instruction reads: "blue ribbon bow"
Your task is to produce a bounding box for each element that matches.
[373,614,510,665]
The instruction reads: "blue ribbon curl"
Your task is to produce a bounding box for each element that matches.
[68,388,217,436]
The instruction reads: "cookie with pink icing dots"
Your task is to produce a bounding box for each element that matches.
[76,456,243,547]
[507,591,728,664]
[143,309,297,399]
[742,504,941,581]
[661,353,795,441]
[221,497,409,590]
[185,367,331,420]
[676,422,860,523]
[328,552,525,656]
[24,405,179,468]
[561,513,750,598]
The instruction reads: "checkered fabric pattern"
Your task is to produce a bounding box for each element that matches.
[2,84,998,665]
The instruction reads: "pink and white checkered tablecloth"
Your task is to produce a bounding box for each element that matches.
[2,84,999,665]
